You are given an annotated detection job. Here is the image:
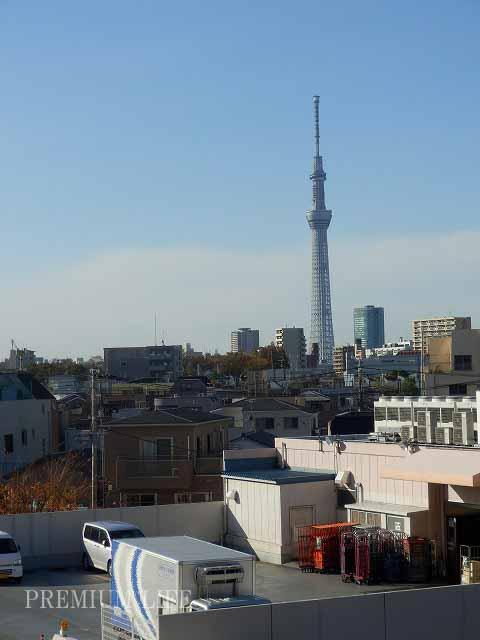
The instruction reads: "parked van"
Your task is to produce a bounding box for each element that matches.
[0,531,23,584]
[82,521,144,576]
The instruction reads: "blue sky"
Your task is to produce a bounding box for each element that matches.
[1,1,479,357]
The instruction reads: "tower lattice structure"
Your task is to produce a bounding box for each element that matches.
[306,96,334,364]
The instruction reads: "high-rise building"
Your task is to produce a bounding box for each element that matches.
[275,327,306,370]
[412,316,471,354]
[230,328,259,354]
[306,96,334,364]
[353,306,385,349]
[333,345,356,376]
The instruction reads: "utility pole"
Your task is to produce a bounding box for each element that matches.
[90,368,99,510]
[420,324,424,396]
[357,359,363,411]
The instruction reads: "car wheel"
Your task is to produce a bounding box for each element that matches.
[13,577,22,585]
[82,553,92,571]
[107,561,112,578]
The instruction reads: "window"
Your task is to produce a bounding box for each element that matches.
[0,538,17,554]
[141,438,173,459]
[109,528,144,540]
[449,384,467,395]
[284,417,299,429]
[386,515,405,532]
[98,529,110,547]
[31,428,36,440]
[21,430,28,447]
[4,434,14,454]
[255,417,275,430]
[125,494,156,507]
[175,492,212,504]
[350,510,381,527]
[375,407,386,421]
[454,355,472,371]
[86,527,100,543]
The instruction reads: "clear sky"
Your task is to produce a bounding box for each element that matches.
[1,1,479,358]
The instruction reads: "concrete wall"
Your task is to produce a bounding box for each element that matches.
[0,501,224,570]
[156,584,480,640]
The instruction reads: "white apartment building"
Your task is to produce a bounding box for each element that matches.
[412,316,471,353]
[365,339,413,358]
[275,327,306,369]
[230,328,259,354]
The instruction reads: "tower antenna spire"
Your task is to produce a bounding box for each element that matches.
[313,95,320,157]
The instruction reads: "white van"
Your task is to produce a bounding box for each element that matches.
[0,531,23,584]
[82,521,144,576]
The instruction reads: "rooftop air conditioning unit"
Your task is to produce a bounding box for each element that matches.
[453,411,475,446]
[442,427,454,445]
[417,426,427,443]
[400,426,411,442]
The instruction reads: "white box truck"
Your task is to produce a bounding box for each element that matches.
[101,536,269,640]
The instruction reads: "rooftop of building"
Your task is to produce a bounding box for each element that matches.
[108,408,229,426]
[230,398,320,413]
[222,467,335,484]
[0,371,55,400]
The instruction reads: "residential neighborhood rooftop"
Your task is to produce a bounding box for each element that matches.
[108,408,229,425]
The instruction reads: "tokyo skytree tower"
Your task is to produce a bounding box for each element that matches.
[306,96,334,364]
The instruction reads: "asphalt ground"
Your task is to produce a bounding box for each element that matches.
[0,564,440,639]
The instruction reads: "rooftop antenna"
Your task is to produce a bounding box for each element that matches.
[313,95,320,157]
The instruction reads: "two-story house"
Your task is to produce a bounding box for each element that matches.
[103,408,231,507]
[214,398,319,441]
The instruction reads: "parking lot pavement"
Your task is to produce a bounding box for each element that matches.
[0,564,440,639]
[0,569,109,640]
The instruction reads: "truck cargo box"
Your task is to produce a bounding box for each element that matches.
[109,536,257,640]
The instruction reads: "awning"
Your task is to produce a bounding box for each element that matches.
[380,449,480,487]
[345,501,427,517]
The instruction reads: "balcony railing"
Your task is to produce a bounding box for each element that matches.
[114,454,223,488]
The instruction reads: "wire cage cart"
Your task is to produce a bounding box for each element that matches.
[297,525,315,573]
[460,545,480,584]
[340,530,356,582]
[404,537,433,583]
[312,523,353,573]
[382,531,407,583]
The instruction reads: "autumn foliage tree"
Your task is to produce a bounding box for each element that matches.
[0,453,90,515]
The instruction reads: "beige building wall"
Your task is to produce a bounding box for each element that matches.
[277,438,430,508]
[426,329,480,395]
[224,475,336,564]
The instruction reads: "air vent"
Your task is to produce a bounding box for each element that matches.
[195,565,245,586]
